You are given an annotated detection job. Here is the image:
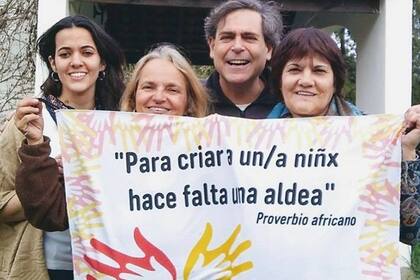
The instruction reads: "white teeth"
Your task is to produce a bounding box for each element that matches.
[70,72,86,78]
[228,59,249,65]
[297,91,315,96]
[148,107,169,114]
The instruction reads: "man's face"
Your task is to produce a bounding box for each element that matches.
[208,9,272,89]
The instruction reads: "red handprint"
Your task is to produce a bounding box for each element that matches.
[85,227,176,279]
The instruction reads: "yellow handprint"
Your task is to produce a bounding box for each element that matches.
[184,223,252,280]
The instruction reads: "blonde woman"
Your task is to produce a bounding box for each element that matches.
[120,43,208,117]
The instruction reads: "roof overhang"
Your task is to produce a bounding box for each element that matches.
[78,0,379,13]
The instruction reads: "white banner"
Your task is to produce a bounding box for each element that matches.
[57,111,403,280]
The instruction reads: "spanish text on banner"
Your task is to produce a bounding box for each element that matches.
[56,111,403,280]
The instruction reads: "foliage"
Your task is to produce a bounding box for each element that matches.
[335,28,357,104]
[193,65,214,80]
[0,0,38,113]
[412,242,420,279]
[123,63,135,83]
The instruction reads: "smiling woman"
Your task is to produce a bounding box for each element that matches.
[281,55,335,117]
[0,15,125,280]
[120,44,209,117]
[48,27,105,109]
[135,58,188,116]
[268,27,420,247]
[269,27,354,118]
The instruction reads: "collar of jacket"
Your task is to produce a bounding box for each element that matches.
[267,95,364,119]
[205,69,278,106]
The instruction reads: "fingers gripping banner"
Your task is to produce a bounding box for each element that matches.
[56,111,403,280]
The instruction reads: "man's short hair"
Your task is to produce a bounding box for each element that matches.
[204,0,283,48]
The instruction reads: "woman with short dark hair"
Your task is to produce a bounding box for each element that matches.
[269,27,420,246]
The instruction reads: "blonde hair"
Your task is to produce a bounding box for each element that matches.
[120,44,208,117]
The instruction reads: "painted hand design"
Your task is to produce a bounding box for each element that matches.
[184,223,252,280]
[85,227,176,279]
[119,256,173,279]
[188,253,232,280]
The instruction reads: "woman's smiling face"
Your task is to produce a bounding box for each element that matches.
[135,58,188,116]
[281,54,335,118]
[49,27,104,99]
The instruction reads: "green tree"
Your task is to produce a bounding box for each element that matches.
[411,243,420,278]
[333,28,356,104]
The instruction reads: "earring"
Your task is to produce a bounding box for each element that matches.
[98,71,106,81]
[50,71,60,82]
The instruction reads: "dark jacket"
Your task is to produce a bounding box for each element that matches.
[16,137,68,231]
[206,70,279,119]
